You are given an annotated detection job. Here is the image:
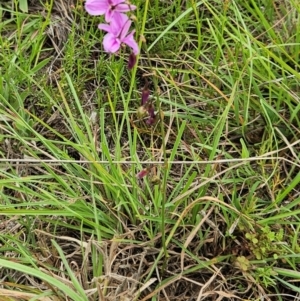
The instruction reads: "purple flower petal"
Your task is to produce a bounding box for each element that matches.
[109,13,128,35]
[123,31,139,54]
[98,23,113,33]
[85,0,135,19]
[112,12,129,27]
[85,0,109,16]
[112,0,125,5]
[120,19,132,40]
[116,4,137,12]
[105,8,114,22]
[102,33,121,53]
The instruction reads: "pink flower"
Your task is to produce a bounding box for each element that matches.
[98,13,139,54]
[85,0,136,23]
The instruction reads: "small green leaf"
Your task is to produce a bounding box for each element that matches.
[240,138,249,158]
[19,0,28,12]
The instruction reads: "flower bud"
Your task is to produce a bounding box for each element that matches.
[141,87,150,105]
[128,52,136,70]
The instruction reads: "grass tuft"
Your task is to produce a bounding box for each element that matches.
[0,0,300,299]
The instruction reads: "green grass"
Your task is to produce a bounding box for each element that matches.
[0,0,300,300]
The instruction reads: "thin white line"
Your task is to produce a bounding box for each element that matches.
[0,140,298,165]
[0,157,297,165]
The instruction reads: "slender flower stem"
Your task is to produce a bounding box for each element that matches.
[126,0,149,102]
[154,82,168,267]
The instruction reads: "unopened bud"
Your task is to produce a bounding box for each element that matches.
[141,88,150,105]
[128,53,136,70]
[136,168,148,179]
